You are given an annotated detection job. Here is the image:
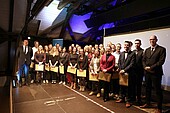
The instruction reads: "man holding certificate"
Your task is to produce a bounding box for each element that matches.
[116,41,135,108]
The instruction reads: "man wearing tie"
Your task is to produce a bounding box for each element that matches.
[140,35,166,113]
[16,37,33,86]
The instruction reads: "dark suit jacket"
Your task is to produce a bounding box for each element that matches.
[16,46,33,68]
[100,54,115,73]
[133,48,144,73]
[118,50,135,74]
[142,45,166,75]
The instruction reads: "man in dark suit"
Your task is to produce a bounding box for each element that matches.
[100,46,115,102]
[16,38,33,86]
[116,41,135,108]
[140,35,166,113]
[133,39,144,105]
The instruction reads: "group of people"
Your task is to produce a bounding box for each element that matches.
[16,35,166,113]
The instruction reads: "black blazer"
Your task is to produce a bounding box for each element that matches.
[133,48,144,71]
[16,46,33,68]
[143,45,166,75]
[118,50,135,74]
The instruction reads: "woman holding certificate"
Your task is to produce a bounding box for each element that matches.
[89,49,101,97]
[44,45,50,83]
[77,49,88,91]
[100,46,115,102]
[59,47,69,85]
[49,46,59,84]
[68,47,78,89]
[34,45,46,84]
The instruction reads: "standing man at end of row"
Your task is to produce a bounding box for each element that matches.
[140,35,166,113]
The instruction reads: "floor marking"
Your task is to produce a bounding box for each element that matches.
[56,99,64,102]
[44,100,56,106]
[64,85,115,113]
[64,97,76,101]
[40,85,67,113]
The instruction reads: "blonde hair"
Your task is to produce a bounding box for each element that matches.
[50,46,59,56]
[37,45,44,53]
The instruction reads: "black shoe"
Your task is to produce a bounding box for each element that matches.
[19,83,22,87]
[134,101,142,106]
[104,99,107,102]
[103,98,109,102]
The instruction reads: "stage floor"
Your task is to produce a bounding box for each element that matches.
[13,83,168,113]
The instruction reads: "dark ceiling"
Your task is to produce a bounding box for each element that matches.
[0,0,170,44]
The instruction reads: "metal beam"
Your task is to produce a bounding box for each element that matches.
[8,0,14,32]
[95,14,170,37]
[84,0,170,28]
[59,1,81,39]
[67,23,76,41]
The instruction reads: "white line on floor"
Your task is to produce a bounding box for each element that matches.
[64,85,115,113]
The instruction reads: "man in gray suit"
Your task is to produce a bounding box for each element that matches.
[140,35,166,113]
[16,37,33,86]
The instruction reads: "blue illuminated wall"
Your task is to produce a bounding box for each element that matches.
[69,12,93,34]
[52,39,63,47]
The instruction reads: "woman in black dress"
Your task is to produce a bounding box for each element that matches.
[49,46,59,84]
[34,45,46,84]
[68,47,78,89]
[77,49,88,91]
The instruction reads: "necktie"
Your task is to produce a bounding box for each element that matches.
[151,48,154,55]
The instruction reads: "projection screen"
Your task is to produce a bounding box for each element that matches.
[104,27,170,91]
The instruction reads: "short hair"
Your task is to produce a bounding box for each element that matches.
[124,41,130,44]
[34,41,39,45]
[135,39,141,43]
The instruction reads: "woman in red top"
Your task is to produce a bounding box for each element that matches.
[100,46,115,102]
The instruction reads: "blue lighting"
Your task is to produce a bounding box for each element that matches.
[69,12,93,34]
[109,0,117,6]
[98,22,115,30]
